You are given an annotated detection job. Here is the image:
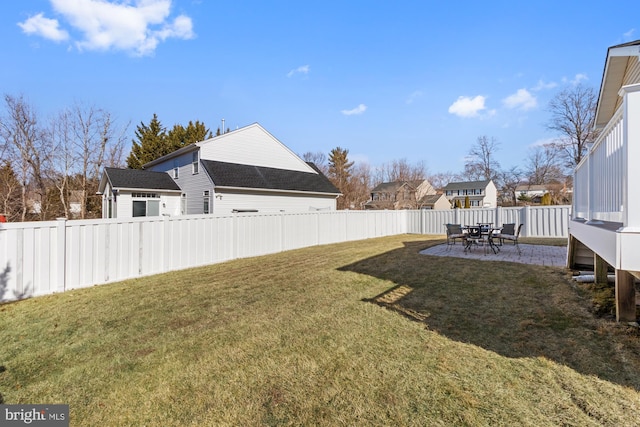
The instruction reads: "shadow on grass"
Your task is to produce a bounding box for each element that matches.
[339,239,640,390]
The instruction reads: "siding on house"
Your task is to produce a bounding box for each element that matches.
[443,179,497,208]
[147,148,214,215]
[199,123,313,173]
[142,123,339,215]
[213,191,336,213]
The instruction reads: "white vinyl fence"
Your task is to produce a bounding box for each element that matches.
[0,206,569,302]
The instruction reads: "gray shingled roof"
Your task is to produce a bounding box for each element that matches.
[442,179,492,191]
[370,180,423,193]
[104,167,181,191]
[201,160,340,194]
[419,194,445,205]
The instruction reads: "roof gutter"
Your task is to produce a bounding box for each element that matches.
[214,185,341,197]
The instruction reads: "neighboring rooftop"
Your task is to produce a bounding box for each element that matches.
[443,179,492,191]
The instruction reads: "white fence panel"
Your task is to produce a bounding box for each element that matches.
[0,206,570,302]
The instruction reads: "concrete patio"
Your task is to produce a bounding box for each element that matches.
[420,242,567,267]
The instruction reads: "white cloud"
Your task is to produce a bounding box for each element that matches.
[405,90,423,104]
[532,79,557,91]
[530,137,557,148]
[287,65,310,78]
[562,73,588,86]
[18,0,194,56]
[447,95,487,118]
[503,88,537,111]
[18,12,69,42]
[341,104,367,116]
[623,29,636,41]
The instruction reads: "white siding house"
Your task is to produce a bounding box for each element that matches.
[100,123,340,217]
[568,40,640,322]
[443,180,497,208]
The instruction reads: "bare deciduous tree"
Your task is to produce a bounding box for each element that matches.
[525,144,564,185]
[349,162,373,210]
[428,171,461,192]
[0,94,52,221]
[547,84,599,169]
[373,158,427,185]
[302,151,328,175]
[464,136,501,183]
[498,166,524,206]
[51,102,128,218]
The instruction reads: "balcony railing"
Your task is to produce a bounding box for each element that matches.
[573,106,624,223]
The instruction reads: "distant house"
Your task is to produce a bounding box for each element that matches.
[516,184,548,201]
[443,179,497,208]
[516,182,573,204]
[364,180,437,210]
[98,123,340,218]
[418,193,451,210]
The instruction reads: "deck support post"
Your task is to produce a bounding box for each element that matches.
[594,254,609,285]
[615,269,636,322]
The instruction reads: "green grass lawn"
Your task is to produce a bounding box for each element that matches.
[1,234,640,426]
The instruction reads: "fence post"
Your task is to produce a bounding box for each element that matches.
[163,215,171,273]
[523,205,531,237]
[56,218,66,292]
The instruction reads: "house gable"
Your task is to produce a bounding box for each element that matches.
[196,123,314,173]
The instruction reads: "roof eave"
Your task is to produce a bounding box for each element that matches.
[595,41,640,128]
[111,187,182,193]
[142,144,200,169]
[214,185,341,197]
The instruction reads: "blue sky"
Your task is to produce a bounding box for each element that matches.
[2,1,639,175]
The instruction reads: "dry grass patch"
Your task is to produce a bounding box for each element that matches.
[1,234,640,426]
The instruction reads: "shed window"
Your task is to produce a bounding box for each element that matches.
[133,200,160,217]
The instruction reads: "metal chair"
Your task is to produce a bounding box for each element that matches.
[445,224,465,247]
[498,223,515,246]
[499,223,522,255]
[463,226,482,253]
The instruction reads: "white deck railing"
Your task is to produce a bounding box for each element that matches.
[574,106,624,222]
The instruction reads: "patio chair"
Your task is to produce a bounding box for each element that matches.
[497,223,515,246]
[499,223,522,255]
[463,225,483,253]
[445,223,465,246]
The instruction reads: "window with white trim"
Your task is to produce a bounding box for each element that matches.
[192,151,199,174]
[203,190,210,214]
[132,193,160,217]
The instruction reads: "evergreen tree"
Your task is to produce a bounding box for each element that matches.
[166,120,213,151]
[328,147,354,209]
[126,114,167,169]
